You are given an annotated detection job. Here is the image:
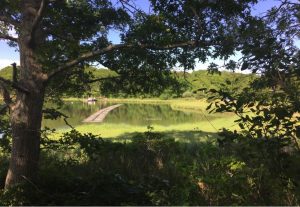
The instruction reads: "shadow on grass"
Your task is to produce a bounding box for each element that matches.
[110,129,220,143]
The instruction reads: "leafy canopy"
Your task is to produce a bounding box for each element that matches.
[1,0,257,77]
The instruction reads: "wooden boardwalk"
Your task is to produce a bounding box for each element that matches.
[83,104,122,123]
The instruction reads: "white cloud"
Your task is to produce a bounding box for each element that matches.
[0,59,19,69]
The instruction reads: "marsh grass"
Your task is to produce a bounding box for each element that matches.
[51,115,238,140]
[63,97,211,110]
[49,98,238,140]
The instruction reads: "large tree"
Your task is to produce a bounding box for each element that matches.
[0,0,256,188]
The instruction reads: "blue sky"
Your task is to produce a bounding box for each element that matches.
[0,0,289,69]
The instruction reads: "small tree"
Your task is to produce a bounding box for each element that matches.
[207,0,300,150]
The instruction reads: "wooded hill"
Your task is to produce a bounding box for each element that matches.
[0,66,13,80]
[0,66,256,98]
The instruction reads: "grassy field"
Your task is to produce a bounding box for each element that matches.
[4,97,239,141]
[72,118,235,138]
[52,98,238,141]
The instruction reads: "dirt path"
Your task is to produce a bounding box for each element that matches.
[83,104,122,123]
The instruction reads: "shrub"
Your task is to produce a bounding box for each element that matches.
[1,129,300,205]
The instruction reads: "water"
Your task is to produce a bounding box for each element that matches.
[42,101,222,129]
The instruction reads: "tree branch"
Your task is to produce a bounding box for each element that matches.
[141,40,202,50]
[0,15,19,26]
[46,43,130,80]
[46,40,207,81]
[261,0,289,19]
[0,77,29,94]
[12,63,18,83]
[0,33,18,42]
[119,0,147,19]
[29,0,47,45]
[190,7,204,35]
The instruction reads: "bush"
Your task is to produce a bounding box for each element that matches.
[1,129,300,205]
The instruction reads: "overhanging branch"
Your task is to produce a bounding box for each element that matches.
[46,40,207,81]
[141,40,201,50]
[0,15,19,26]
[0,33,18,42]
[46,43,130,81]
[261,0,288,19]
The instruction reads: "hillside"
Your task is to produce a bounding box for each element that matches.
[182,70,255,90]
[177,70,256,97]
[0,66,13,80]
[96,69,256,98]
[0,66,117,81]
[0,66,256,98]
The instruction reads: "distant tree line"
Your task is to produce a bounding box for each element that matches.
[0,65,256,100]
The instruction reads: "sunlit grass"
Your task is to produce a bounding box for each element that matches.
[63,97,213,112]
[51,115,238,141]
[108,98,209,109]
[47,98,240,141]
[64,97,208,105]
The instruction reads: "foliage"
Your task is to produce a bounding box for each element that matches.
[0,107,11,154]
[202,0,300,152]
[0,129,300,205]
[1,0,300,204]
[1,0,258,101]
[0,66,13,80]
[0,64,256,100]
[43,66,254,98]
[209,87,300,148]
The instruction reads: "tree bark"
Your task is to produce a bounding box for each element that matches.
[4,0,46,187]
[5,88,45,187]
[4,45,45,187]
[5,46,45,187]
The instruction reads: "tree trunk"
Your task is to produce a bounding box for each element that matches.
[5,88,45,187]
[5,19,46,187]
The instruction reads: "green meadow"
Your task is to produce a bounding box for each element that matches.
[48,98,238,141]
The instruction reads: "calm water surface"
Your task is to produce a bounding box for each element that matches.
[42,101,222,129]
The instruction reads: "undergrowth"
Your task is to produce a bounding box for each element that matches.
[0,129,300,205]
